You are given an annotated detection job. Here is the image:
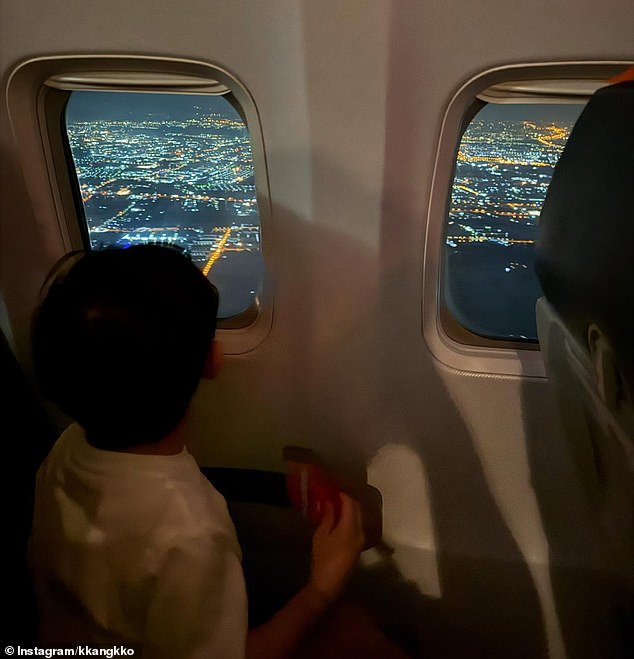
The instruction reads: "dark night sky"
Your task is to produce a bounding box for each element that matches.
[478,102,585,123]
[66,91,240,123]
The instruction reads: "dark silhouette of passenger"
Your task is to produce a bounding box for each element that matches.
[29,245,381,658]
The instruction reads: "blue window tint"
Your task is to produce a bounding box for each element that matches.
[64,91,264,320]
[445,103,584,341]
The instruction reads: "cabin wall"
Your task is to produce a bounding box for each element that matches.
[1,1,632,656]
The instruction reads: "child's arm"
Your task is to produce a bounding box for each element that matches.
[245,492,364,659]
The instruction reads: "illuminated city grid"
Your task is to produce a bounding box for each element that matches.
[65,92,264,318]
[446,103,584,340]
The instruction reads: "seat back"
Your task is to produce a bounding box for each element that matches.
[535,74,633,652]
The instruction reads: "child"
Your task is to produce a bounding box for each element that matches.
[29,245,365,658]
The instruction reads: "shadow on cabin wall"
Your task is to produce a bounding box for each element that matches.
[218,2,547,655]
[218,191,546,657]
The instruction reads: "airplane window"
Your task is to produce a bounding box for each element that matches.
[444,102,585,342]
[63,91,264,320]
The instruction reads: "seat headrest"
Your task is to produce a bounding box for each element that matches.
[535,81,634,385]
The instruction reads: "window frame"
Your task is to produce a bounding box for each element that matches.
[7,55,273,354]
[423,61,632,377]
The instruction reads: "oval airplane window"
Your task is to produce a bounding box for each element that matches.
[6,56,273,351]
[444,101,585,342]
[423,63,628,377]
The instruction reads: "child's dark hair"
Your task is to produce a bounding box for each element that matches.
[32,245,219,450]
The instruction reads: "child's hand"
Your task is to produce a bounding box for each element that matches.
[308,492,365,604]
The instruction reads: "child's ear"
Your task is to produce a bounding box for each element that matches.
[202,339,223,379]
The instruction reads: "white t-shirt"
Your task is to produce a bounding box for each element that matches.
[30,424,248,658]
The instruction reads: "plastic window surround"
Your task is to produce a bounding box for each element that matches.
[423,61,633,378]
[6,55,273,355]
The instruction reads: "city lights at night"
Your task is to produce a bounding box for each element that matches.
[445,103,584,340]
[65,92,264,318]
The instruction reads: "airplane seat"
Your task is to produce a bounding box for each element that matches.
[0,327,56,642]
[534,76,633,643]
[199,467,310,627]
